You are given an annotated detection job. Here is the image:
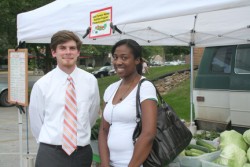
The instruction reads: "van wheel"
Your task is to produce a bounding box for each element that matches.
[0,90,13,107]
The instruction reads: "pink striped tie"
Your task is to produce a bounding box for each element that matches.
[62,76,77,155]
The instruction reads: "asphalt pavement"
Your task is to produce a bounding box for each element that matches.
[0,106,100,167]
[0,106,38,167]
[0,71,42,167]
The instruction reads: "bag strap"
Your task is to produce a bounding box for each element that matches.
[135,78,168,121]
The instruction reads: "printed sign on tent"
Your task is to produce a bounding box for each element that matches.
[89,7,112,38]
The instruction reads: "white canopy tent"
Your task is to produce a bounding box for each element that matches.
[17,0,250,123]
[17,0,250,46]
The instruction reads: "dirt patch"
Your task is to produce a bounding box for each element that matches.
[154,71,190,94]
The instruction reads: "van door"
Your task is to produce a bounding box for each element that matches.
[230,44,250,128]
[194,45,236,126]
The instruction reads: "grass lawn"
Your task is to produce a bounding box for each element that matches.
[96,64,191,121]
[162,79,190,121]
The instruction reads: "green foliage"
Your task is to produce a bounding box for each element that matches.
[193,131,220,141]
[82,45,112,57]
[0,0,54,56]
[28,59,37,70]
[142,46,164,60]
[97,75,120,107]
[164,46,190,61]
[146,64,189,80]
[91,118,101,140]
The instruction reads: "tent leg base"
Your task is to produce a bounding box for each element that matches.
[23,155,35,167]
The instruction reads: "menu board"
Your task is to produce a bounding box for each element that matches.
[8,49,28,106]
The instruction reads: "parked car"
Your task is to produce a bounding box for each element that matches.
[92,66,112,78]
[0,75,41,107]
[0,82,10,107]
[108,67,116,76]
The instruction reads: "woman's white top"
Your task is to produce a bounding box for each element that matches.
[103,78,157,167]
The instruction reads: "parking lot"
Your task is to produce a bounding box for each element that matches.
[0,106,38,167]
[0,71,42,166]
[0,106,100,167]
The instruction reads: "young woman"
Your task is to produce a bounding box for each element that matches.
[98,39,158,167]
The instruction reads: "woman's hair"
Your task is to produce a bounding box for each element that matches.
[50,30,82,51]
[111,39,143,75]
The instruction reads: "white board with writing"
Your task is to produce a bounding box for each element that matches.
[8,49,28,106]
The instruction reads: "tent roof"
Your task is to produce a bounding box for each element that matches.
[17,0,250,47]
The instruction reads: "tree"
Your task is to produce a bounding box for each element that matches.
[163,46,190,61]
[0,0,54,57]
[0,0,55,73]
[81,45,112,66]
[142,46,164,61]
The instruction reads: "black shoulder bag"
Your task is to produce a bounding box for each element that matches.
[133,78,192,167]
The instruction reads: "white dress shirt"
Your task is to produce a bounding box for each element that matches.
[29,66,100,146]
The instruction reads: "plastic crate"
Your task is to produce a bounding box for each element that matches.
[176,151,221,167]
[175,139,220,167]
[167,161,180,167]
[200,151,226,167]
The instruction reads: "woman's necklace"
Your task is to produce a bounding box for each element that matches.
[118,81,134,101]
[110,75,140,126]
[117,75,139,102]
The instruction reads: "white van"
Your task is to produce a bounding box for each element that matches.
[194,44,250,131]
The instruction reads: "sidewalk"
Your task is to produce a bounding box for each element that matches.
[0,106,38,167]
[0,106,100,167]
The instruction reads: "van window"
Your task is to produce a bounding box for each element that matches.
[211,46,232,73]
[235,44,250,74]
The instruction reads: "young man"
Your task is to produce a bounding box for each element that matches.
[29,30,100,167]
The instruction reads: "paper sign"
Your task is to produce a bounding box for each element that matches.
[8,49,28,106]
[90,7,112,38]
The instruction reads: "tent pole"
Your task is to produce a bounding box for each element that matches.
[189,15,197,129]
[18,108,23,167]
[190,46,194,125]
